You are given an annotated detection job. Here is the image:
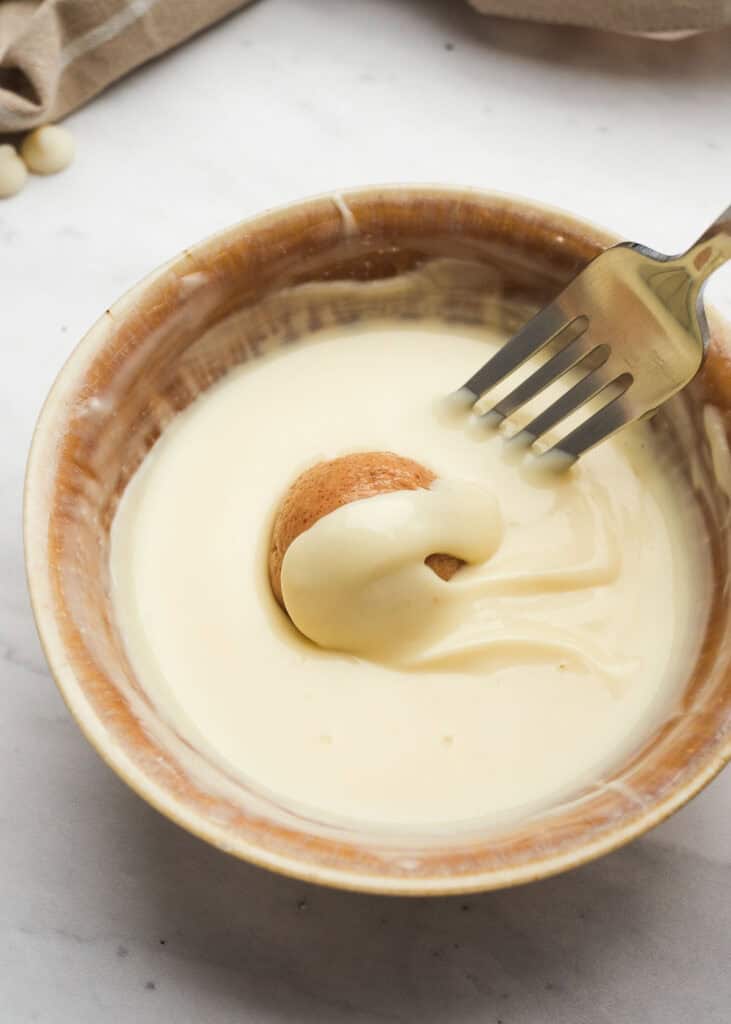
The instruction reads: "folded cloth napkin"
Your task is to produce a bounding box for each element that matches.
[1,0,728,135]
[467,0,730,35]
[0,0,252,133]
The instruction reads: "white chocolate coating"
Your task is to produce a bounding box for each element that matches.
[21,125,74,175]
[0,145,28,198]
[282,478,502,662]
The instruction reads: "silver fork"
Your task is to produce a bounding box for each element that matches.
[458,207,731,462]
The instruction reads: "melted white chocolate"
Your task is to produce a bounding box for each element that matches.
[110,324,710,828]
[280,473,633,686]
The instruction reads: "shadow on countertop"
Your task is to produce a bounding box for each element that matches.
[93,765,727,1023]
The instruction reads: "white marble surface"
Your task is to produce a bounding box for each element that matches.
[2,1,730,1020]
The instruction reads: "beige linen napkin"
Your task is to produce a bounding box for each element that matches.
[0,0,252,133]
[467,0,731,35]
[2,0,729,135]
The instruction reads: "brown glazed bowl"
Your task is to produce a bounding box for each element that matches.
[25,187,731,895]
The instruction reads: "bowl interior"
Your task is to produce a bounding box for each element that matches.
[26,188,731,894]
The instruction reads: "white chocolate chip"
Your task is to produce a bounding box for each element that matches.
[0,144,28,198]
[21,124,75,175]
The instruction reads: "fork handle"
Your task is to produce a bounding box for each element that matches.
[685,205,731,281]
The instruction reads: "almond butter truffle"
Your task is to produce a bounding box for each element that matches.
[269,451,462,607]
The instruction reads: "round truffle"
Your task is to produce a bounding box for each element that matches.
[269,451,463,606]
[21,125,75,175]
[0,145,27,199]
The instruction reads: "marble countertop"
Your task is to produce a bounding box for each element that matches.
[2,1,730,1020]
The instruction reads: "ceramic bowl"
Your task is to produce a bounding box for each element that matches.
[25,187,731,895]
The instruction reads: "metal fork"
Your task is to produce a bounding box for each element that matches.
[458,207,731,462]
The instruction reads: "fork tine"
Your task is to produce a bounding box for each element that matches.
[516,350,612,442]
[462,307,580,399]
[488,333,598,423]
[549,376,634,460]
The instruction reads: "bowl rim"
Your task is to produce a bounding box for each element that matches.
[24,184,731,895]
